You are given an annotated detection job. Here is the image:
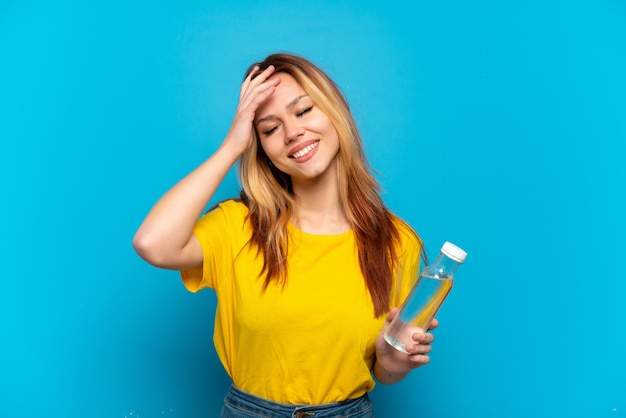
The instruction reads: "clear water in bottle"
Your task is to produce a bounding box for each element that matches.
[384,273,453,353]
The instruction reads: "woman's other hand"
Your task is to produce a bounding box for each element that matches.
[373,308,438,384]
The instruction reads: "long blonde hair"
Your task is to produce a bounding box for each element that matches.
[238,53,424,316]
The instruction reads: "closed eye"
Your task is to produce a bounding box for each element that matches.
[296,106,313,117]
[262,126,278,136]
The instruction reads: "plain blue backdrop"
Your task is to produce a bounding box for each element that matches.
[1,1,625,417]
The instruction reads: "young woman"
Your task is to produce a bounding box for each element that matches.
[133,53,438,417]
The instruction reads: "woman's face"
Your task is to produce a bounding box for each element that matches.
[254,73,340,184]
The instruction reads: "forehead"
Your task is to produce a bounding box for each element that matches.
[255,73,307,118]
[272,72,303,94]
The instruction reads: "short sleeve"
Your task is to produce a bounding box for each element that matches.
[391,219,423,307]
[179,200,248,292]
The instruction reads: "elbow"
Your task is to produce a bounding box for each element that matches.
[132,230,199,270]
[132,231,166,267]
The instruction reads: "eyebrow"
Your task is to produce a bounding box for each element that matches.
[256,94,309,124]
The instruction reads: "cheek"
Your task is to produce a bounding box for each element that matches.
[322,121,340,145]
[259,138,281,159]
[318,116,338,137]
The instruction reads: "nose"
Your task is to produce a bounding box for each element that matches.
[284,122,305,144]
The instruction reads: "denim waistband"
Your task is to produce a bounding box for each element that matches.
[220,385,375,417]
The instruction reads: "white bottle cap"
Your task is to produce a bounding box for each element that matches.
[441,241,467,263]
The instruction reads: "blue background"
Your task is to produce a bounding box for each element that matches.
[1,1,625,417]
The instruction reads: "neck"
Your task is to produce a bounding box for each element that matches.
[291,174,350,235]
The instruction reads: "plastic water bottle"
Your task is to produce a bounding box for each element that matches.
[384,241,467,353]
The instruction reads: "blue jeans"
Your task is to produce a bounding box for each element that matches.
[220,385,375,417]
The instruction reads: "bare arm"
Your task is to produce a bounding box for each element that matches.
[132,146,241,269]
[132,65,280,270]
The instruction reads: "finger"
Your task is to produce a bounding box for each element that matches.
[428,318,439,331]
[411,331,434,344]
[237,77,280,117]
[405,343,432,369]
[240,65,276,100]
[380,308,399,332]
[386,307,399,323]
[406,341,432,355]
[238,75,280,114]
[408,354,431,369]
[240,65,259,100]
[254,64,276,81]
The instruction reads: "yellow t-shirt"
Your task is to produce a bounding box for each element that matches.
[181,199,420,405]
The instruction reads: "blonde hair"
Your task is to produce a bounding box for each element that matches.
[238,53,424,316]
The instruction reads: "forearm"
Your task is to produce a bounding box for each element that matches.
[133,144,240,267]
[134,65,280,268]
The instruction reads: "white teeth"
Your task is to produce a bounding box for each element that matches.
[291,142,318,159]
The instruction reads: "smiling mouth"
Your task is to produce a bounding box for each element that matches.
[289,141,319,159]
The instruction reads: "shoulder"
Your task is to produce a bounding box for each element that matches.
[214,198,249,217]
[390,213,418,242]
[390,214,423,256]
[196,199,250,231]
[202,198,249,218]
